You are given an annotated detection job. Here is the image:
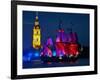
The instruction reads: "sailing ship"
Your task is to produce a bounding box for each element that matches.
[40,27,81,62]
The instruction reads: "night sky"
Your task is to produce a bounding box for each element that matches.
[23,11,89,50]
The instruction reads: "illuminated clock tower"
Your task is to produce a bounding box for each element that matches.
[32,13,41,49]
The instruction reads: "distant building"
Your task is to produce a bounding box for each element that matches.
[32,13,41,49]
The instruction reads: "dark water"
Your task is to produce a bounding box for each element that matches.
[23,58,89,69]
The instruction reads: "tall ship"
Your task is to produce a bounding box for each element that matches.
[40,23,80,62]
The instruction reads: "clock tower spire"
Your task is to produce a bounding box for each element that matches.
[32,12,41,49]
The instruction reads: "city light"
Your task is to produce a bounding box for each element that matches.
[53,51,56,56]
[34,52,39,57]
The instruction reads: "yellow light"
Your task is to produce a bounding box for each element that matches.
[32,26,41,49]
[32,15,41,49]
